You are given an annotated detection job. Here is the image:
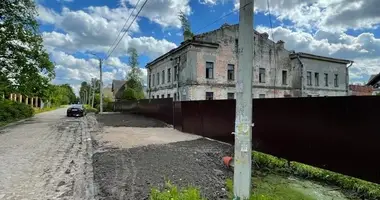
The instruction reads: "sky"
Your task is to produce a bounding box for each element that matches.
[35,0,380,94]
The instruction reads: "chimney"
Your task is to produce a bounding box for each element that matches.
[276,40,285,49]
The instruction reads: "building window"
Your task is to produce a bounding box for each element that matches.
[259,68,266,83]
[161,94,164,98]
[315,73,319,86]
[206,62,214,79]
[174,93,177,100]
[235,39,239,53]
[157,72,160,86]
[174,66,178,81]
[228,64,235,81]
[334,74,338,87]
[148,75,151,87]
[167,94,171,98]
[152,96,154,99]
[324,73,328,86]
[157,95,159,99]
[206,92,214,100]
[227,93,234,99]
[167,68,171,83]
[282,70,287,85]
[259,94,266,99]
[152,74,155,86]
[307,71,312,86]
[162,70,165,84]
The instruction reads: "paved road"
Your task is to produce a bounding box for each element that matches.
[0,108,95,200]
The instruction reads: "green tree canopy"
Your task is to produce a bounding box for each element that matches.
[122,48,145,100]
[0,0,55,97]
[179,11,194,41]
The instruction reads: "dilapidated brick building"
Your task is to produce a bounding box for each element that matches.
[146,24,353,100]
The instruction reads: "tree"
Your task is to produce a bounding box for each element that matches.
[178,11,194,41]
[0,0,55,97]
[122,48,145,100]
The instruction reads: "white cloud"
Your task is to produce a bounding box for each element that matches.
[256,25,380,83]
[37,5,59,24]
[120,0,191,28]
[38,5,177,58]
[51,51,132,95]
[234,0,380,32]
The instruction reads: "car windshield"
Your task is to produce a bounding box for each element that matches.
[70,104,83,108]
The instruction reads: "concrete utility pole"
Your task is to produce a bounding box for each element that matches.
[99,58,103,114]
[91,78,96,108]
[234,0,254,199]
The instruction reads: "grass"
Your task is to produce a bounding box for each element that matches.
[252,152,380,200]
[225,177,314,200]
[150,181,206,200]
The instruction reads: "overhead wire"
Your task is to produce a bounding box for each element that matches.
[105,0,149,60]
[194,1,253,34]
[105,0,143,58]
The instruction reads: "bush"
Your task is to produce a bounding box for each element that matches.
[0,99,34,126]
[84,104,98,113]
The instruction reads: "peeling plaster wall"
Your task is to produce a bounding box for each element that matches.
[147,24,349,101]
[193,24,294,99]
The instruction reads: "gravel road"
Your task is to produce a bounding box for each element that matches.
[0,108,96,200]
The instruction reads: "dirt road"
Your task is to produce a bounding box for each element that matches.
[0,108,95,200]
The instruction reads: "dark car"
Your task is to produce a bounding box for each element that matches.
[67,104,86,117]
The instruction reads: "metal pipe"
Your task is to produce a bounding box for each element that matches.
[346,61,354,95]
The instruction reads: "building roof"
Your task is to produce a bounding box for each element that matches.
[111,80,126,92]
[367,73,380,86]
[290,52,353,64]
[145,39,219,68]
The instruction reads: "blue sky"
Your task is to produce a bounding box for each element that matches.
[36,0,380,93]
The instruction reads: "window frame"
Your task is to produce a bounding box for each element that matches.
[282,70,287,85]
[227,64,235,81]
[206,62,214,79]
[205,92,214,100]
[315,72,319,86]
[306,71,312,86]
[259,68,266,83]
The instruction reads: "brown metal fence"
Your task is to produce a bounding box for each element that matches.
[114,98,173,124]
[114,96,380,184]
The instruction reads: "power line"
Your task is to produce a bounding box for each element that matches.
[194,1,253,34]
[105,0,143,57]
[106,0,149,60]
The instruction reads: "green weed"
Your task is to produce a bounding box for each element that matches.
[150,181,206,200]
